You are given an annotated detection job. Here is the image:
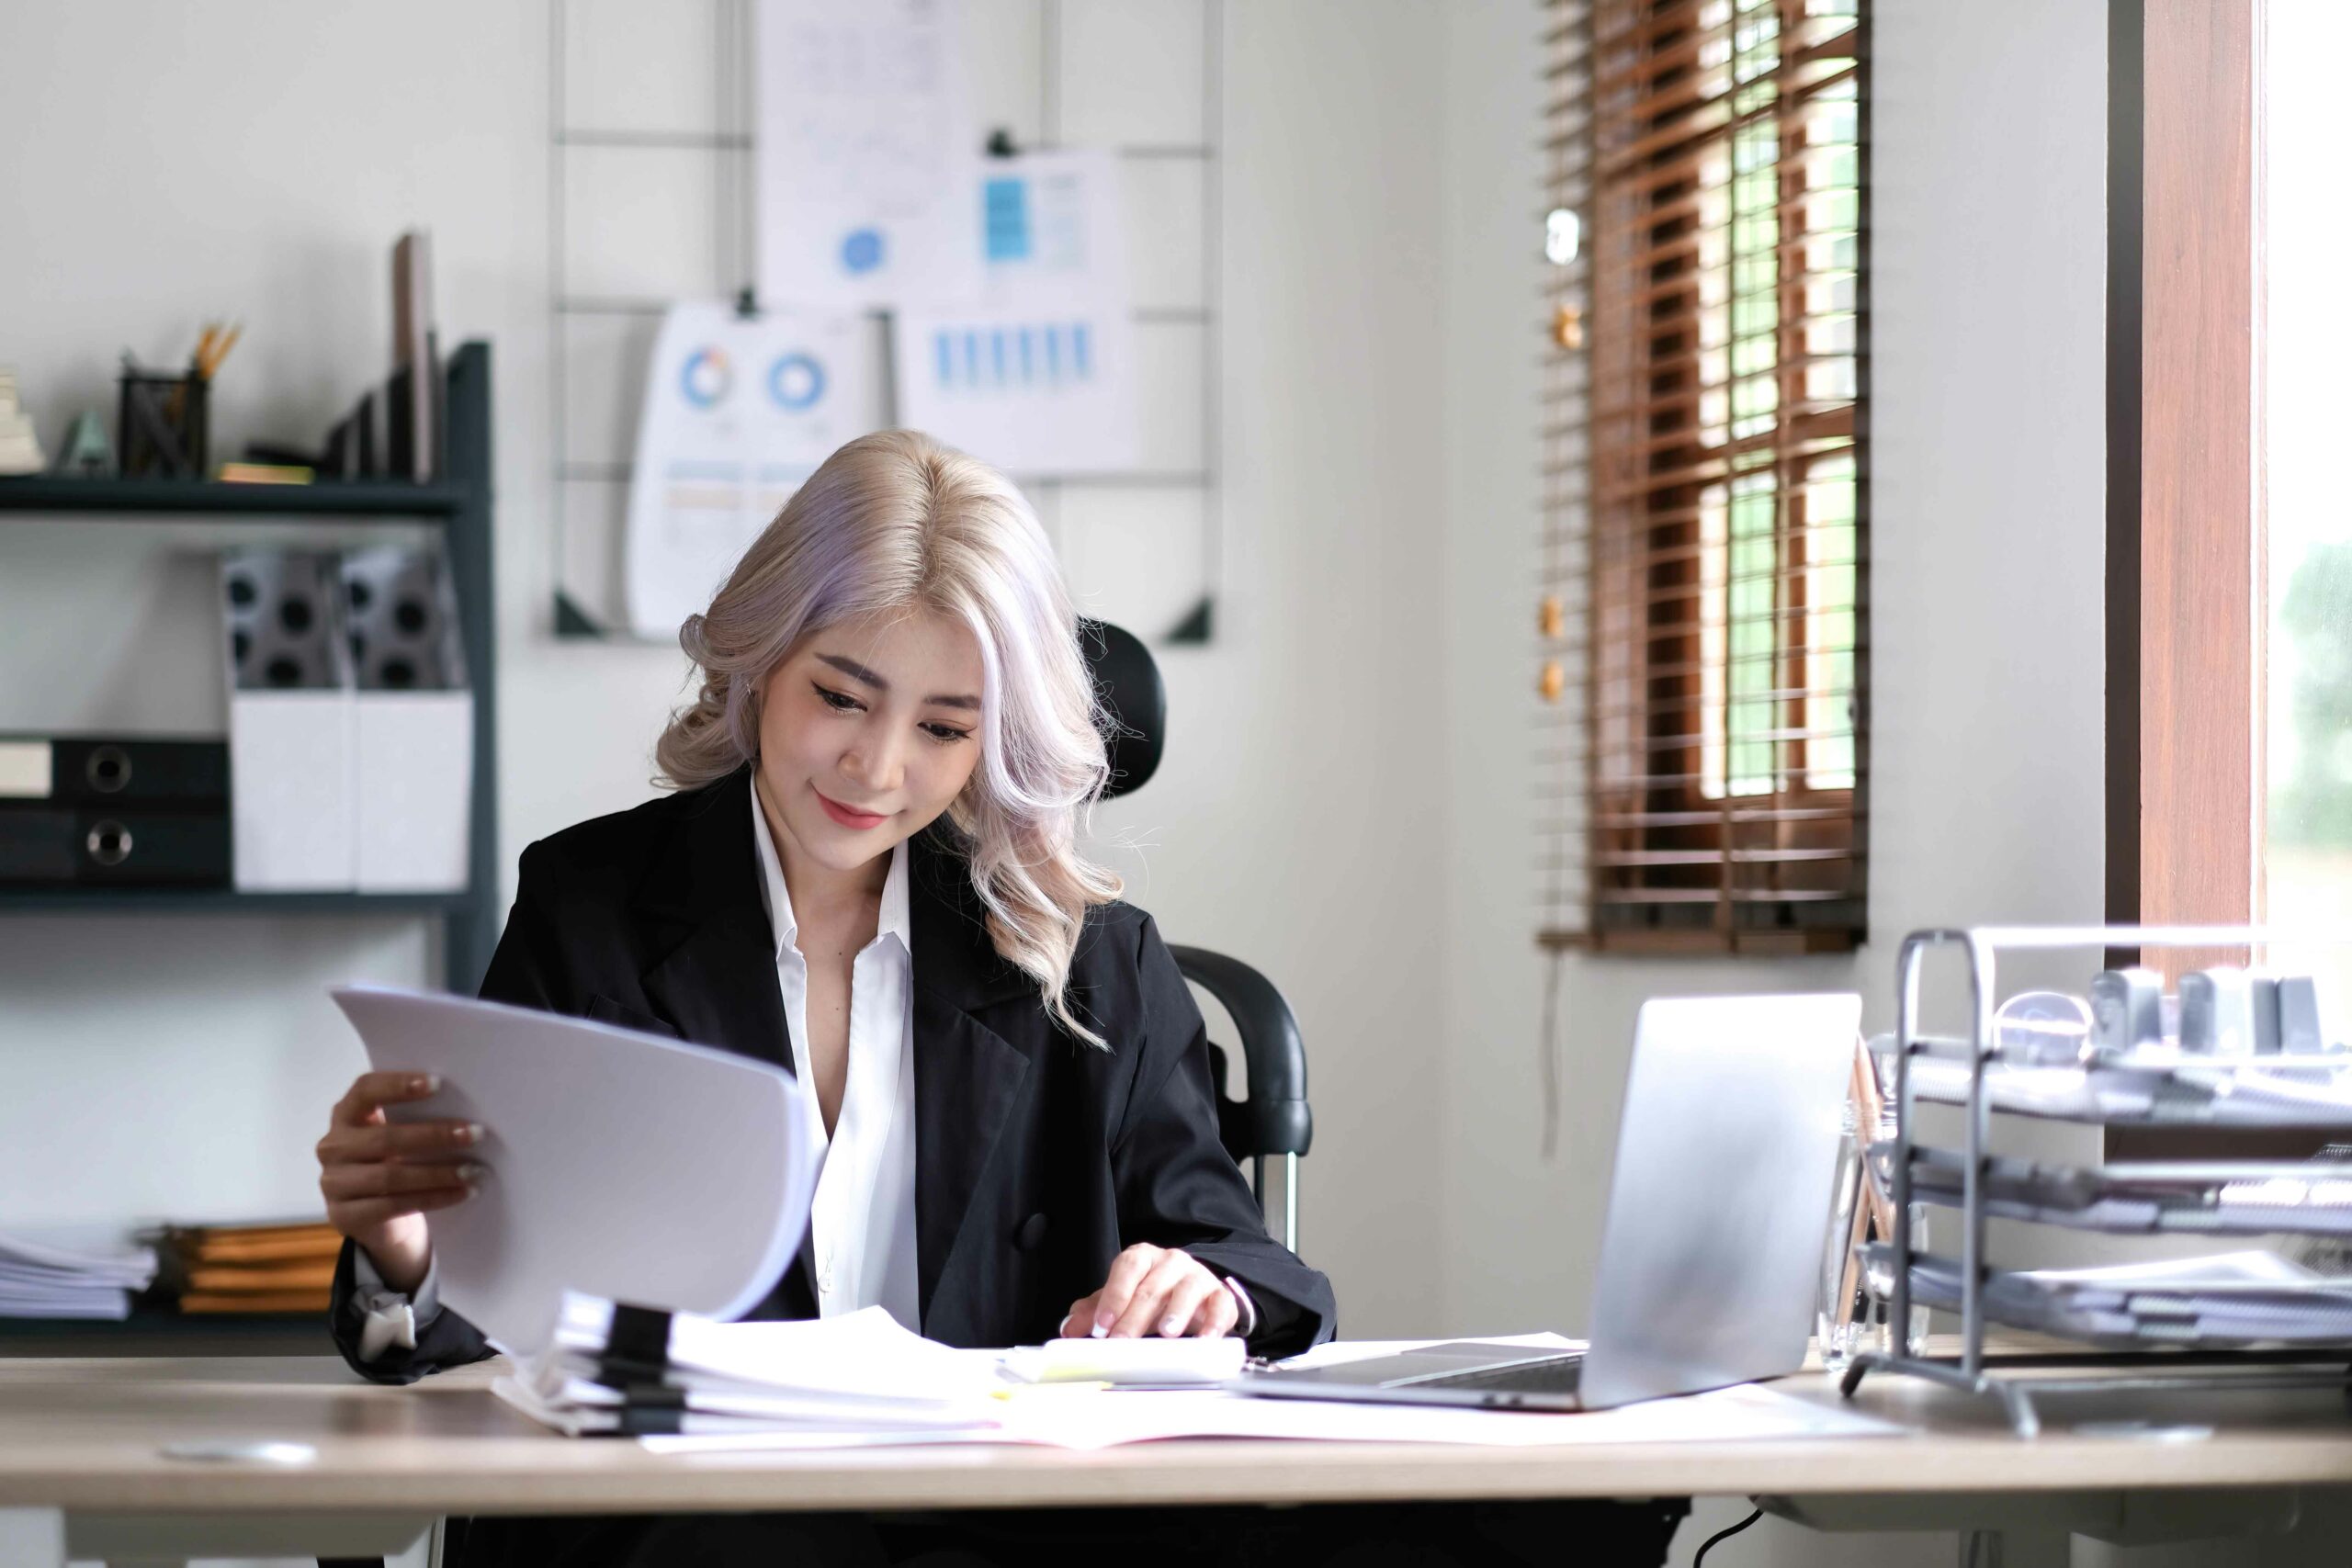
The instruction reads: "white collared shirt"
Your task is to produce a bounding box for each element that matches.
[353,789,925,1358]
[748,779,923,1334]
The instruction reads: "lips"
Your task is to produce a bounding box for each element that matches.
[815,789,890,829]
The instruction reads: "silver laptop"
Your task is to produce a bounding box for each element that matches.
[1237,993,1861,1412]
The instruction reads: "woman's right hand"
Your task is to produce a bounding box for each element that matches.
[316,1071,484,1295]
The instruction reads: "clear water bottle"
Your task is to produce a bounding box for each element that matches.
[1818,1049,1929,1370]
[1815,1096,1868,1372]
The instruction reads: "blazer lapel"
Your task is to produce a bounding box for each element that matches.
[633,765,819,1315]
[633,766,794,1072]
[908,829,1037,1333]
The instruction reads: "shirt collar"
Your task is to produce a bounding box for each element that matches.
[749,773,910,961]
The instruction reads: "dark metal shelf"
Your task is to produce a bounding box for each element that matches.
[0,341,502,992]
[0,1304,331,1358]
[0,476,469,518]
[0,887,473,916]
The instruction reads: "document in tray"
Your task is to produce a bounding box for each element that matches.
[330,986,822,1355]
[1882,1145,2352,1236]
[1878,1245,2352,1348]
[1908,1053,2352,1128]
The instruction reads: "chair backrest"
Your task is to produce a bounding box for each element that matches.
[1080,621,1310,1248]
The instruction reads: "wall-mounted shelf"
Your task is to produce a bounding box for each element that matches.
[0,340,502,995]
[0,1305,329,1358]
[0,478,469,517]
[0,889,474,916]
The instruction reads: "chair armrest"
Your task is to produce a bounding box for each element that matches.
[1168,944,1312,1157]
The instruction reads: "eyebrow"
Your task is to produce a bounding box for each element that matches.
[815,652,981,711]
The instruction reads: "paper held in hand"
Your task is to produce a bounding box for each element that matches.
[330,984,823,1355]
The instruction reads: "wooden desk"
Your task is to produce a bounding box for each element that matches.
[3,1355,2350,1564]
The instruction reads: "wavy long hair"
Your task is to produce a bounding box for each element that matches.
[654,429,1123,1044]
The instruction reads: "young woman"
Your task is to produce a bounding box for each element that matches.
[314,427,1332,1380]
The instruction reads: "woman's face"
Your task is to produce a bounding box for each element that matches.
[755,606,988,880]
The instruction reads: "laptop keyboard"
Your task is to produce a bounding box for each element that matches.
[1411,1355,1586,1394]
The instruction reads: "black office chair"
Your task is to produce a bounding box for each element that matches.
[1080,621,1312,1251]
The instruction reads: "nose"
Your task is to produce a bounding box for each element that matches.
[840,725,907,797]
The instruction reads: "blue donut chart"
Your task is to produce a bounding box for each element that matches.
[767,352,826,412]
[678,346,732,409]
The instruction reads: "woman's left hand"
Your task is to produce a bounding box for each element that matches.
[1060,1243,1238,1338]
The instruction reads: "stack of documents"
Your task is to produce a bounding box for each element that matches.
[0,1227,157,1320]
[1909,1052,2352,1127]
[496,1297,1904,1451]
[494,1292,1008,1440]
[156,1220,342,1314]
[1877,1144,2352,1237]
[1875,1246,2352,1348]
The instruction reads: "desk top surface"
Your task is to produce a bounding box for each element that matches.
[5,1354,2352,1515]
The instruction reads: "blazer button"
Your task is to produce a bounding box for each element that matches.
[1014,1212,1048,1252]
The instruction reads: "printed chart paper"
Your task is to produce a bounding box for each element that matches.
[624,301,882,639]
[755,0,978,310]
[895,150,1139,475]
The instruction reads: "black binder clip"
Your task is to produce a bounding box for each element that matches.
[597,1301,676,1386]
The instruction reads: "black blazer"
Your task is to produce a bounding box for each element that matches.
[330,764,1336,1381]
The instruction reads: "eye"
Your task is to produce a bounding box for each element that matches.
[812,682,863,712]
[922,722,972,744]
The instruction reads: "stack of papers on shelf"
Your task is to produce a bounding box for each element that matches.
[1877,1246,2352,1348]
[155,1220,343,1314]
[1879,1145,2352,1236]
[495,1301,1904,1450]
[1908,1053,2352,1127]
[0,1227,157,1319]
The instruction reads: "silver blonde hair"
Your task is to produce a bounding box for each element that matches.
[654,429,1124,1045]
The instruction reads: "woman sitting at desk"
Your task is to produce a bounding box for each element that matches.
[312,429,1334,1386]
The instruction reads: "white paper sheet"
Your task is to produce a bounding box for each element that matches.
[754,0,978,310]
[895,151,1138,475]
[623,300,884,639]
[330,985,822,1356]
[639,1378,1901,1454]
[1000,1335,1246,1386]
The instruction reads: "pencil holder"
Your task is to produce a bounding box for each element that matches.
[118,369,209,479]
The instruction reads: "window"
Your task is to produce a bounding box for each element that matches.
[2115,0,2352,983]
[1539,0,1869,955]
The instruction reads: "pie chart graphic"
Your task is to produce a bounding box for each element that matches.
[768,353,826,412]
[679,346,732,409]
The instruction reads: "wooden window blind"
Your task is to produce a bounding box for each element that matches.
[1539,0,1869,955]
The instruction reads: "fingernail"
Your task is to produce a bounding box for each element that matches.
[1091,1323,1108,1338]
[456,1122,485,1145]
[412,1074,439,1094]
[458,1162,490,1184]
[1161,1317,1183,1337]
[1057,1314,1072,1337]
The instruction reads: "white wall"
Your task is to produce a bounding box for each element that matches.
[0,0,1450,1337]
